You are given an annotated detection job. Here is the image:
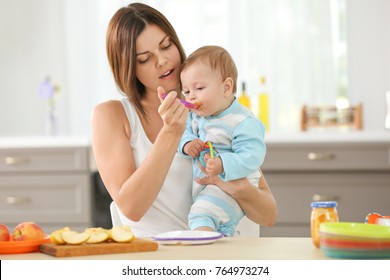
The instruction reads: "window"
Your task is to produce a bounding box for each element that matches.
[144,0,348,132]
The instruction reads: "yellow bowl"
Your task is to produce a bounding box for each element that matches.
[320,222,390,239]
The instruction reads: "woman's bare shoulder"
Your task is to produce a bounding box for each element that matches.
[91,99,130,135]
[91,100,126,123]
[92,99,123,115]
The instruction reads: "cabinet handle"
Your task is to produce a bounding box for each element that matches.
[307,152,335,161]
[4,156,30,165]
[6,196,30,205]
[312,194,338,202]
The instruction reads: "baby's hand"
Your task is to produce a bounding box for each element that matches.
[205,157,223,176]
[183,139,205,157]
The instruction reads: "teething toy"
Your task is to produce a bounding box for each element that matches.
[199,142,215,167]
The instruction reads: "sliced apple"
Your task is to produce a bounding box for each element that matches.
[106,228,113,241]
[110,226,134,243]
[61,230,91,245]
[50,226,71,245]
[85,227,109,244]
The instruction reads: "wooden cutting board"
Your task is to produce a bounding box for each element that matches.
[39,238,158,257]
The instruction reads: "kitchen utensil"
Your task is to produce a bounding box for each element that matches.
[161,93,199,109]
[0,235,51,254]
[321,222,390,238]
[152,230,223,245]
[39,238,158,257]
[319,222,390,259]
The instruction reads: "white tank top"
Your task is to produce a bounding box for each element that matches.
[117,98,193,237]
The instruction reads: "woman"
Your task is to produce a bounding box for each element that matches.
[91,2,277,237]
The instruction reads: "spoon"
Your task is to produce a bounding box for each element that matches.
[161,93,200,109]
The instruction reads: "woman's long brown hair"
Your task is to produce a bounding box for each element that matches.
[106,3,186,118]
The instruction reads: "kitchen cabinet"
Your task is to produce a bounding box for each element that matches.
[260,132,390,237]
[0,137,93,233]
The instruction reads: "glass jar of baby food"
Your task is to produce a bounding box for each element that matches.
[310,201,339,248]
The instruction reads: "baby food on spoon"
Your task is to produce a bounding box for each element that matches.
[161,93,200,109]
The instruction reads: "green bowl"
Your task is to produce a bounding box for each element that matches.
[321,247,390,259]
[320,222,390,239]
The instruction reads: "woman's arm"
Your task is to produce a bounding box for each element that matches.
[195,171,277,227]
[91,89,188,221]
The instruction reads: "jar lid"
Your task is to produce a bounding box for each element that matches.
[311,201,337,208]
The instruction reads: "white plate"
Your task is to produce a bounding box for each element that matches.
[152,230,223,245]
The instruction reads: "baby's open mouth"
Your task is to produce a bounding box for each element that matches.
[182,100,200,109]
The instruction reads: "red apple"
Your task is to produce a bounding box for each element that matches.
[0,224,11,242]
[12,222,45,241]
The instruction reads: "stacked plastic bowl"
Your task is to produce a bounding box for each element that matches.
[319,222,390,259]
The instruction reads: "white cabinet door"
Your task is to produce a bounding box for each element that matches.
[0,174,92,229]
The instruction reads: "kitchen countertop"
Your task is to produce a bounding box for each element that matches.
[0,131,388,149]
[265,130,390,144]
[1,238,329,260]
[0,131,387,175]
[0,135,91,149]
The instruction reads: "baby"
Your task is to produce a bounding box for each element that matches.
[178,45,266,236]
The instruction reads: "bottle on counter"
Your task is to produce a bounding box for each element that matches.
[310,201,339,248]
[258,76,269,132]
[238,82,251,110]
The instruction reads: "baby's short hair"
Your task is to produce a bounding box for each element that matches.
[181,45,238,93]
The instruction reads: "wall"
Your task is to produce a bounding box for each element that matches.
[0,0,119,136]
[347,0,390,130]
[0,0,67,135]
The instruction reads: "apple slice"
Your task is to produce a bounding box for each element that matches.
[50,226,71,245]
[85,227,109,244]
[61,230,91,245]
[110,226,135,243]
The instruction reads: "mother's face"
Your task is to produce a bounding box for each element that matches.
[135,24,182,95]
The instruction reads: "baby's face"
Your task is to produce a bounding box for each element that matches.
[180,62,233,117]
